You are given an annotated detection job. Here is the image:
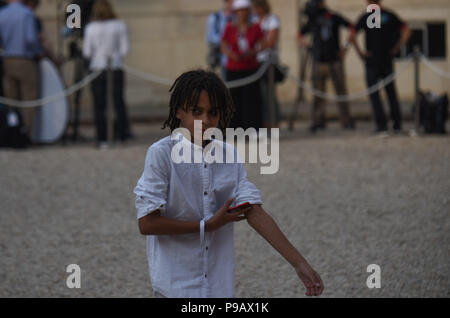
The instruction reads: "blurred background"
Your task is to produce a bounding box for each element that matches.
[0,0,449,298]
[31,0,450,123]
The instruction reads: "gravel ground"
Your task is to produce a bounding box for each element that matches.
[0,121,449,298]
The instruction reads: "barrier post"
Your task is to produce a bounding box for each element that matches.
[267,53,276,127]
[413,45,421,134]
[107,58,114,145]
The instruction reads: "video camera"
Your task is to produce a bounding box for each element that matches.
[303,0,324,20]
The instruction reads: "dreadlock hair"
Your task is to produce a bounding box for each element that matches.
[163,70,235,135]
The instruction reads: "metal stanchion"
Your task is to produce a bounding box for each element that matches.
[267,53,276,127]
[411,45,421,137]
[107,58,115,146]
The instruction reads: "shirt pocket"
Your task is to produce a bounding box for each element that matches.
[212,178,238,212]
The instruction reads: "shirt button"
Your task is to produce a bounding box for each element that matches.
[204,164,207,168]
[204,191,208,195]
[206,246,208,250]
[205,274,207,278]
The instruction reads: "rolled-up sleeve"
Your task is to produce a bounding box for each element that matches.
[134,145,169,219]
[234,163,263,207]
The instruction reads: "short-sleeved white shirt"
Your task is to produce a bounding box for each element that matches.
[134,133,263,298]
[257,14,280,62]
[83,19,130,70]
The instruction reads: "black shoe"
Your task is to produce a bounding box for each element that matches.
[343,120,356,130]
[309,124,319,134]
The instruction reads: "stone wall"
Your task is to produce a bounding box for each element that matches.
[35,0,450,110]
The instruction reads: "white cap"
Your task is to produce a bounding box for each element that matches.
[232,0,251,11]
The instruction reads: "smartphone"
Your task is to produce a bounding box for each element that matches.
[227,202,251,213]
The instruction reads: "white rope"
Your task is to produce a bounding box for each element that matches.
[122,61,271,89]
[279,56,414,103]
[4,53,449,109]
[0,69,102,108]
[225,61,270,88]
[122,65,173,86]
[420,55,450,80]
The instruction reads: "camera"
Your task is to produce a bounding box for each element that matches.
[303,0,324,20]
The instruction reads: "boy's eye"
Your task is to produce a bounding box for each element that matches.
[209,110,218,117]
[192,108,201,115]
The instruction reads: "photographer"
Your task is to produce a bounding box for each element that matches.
[298,0,355,133]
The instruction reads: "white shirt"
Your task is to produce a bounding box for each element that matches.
[134,133,263,298]
[257,14,280,62]
[82,19,130,70]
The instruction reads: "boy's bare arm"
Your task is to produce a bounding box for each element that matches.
[138,198,250,236]
[245,205,324,296]
[139,211,202,236]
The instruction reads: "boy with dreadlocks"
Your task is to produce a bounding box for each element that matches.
[134,70,323,298]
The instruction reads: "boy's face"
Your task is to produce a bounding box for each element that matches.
[176,90,220,147]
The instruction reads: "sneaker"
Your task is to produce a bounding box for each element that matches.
[373,130,389,138]
[97,142,110,150]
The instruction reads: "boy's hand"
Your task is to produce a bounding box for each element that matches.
[295,261,324,296]
[205,198,252,232]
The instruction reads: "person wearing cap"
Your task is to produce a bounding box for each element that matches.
[298,0,356,133]
[221,0,265,130]
[351,0,411,135]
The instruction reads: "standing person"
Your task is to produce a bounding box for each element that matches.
[298,0,355,133]
[252,0,282,129]
[134,69,324,298]
[221,0,264,130]
[83,0,132,148]
[205,0,234,79]
[0,0,7,99]
[24,0,61,67]
[352,0,411,135]
[0,0,43,141]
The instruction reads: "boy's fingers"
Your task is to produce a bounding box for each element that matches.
[221,198,235,212]
[229,206,251,217]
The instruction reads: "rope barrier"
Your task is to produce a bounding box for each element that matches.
[224,61,270,88]
[420,55,450,80]
[123,61,271,89]
[0,69,102,108]
[278,55,414,102]
[122,65,173,86]
[1,53,449,108]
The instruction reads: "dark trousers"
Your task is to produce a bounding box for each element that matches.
[365,61,402,131]
[226,68,263,130]
[91,69,131,142]
[0,57,4,98]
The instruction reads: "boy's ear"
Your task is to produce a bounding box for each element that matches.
[175,108,183,120]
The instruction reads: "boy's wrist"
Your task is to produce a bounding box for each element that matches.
[293,256,308,270]
[205,219,214,232]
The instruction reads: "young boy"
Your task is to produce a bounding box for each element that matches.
[134,70,323,298]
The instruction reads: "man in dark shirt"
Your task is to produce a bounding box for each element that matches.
[299,0,355,133]
[352,0,411,134]
[0,0,6,98]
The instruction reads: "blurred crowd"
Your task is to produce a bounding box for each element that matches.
[0,0,414,149]
[0,0,133,149]
[207,0,412,135]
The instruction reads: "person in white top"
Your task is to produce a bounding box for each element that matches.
[82,0,132,147]
[253,0,282,128]
[134,69,324,298]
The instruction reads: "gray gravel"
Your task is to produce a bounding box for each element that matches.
[0,121,449,298]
